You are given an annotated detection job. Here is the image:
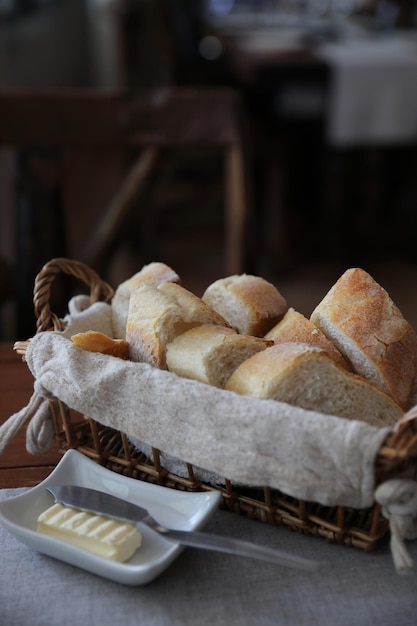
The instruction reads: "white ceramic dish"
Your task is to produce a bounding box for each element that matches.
[0,449,221,585]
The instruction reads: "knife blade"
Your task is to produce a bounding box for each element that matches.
[46,485,319,571]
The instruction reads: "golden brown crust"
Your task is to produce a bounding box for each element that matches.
[226,341,403,425]
[228,275,287,335]
[166,324,272,388]
[202,274,287,336]
[265,308,351,371]
[112,262,181,339]
[71,331,130,359]
[310,267,417,410]
[126,284,188,368]
[227,342,311,390]
[158,282,232,328]
[122,262,181,291]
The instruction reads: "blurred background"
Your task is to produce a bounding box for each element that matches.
[1,0,417,341]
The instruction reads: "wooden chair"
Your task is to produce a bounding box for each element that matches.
[0,87,250,337]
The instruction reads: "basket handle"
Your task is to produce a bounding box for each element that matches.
[33,258,114,333]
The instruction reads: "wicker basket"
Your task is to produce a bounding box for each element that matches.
[15,258,417,553]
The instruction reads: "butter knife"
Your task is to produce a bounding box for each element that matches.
[47,485,319,571]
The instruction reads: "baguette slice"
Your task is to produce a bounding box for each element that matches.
[126,281,234,368]
[226,342,403,426]
[71,331,130,359]
[166,324,272,388]
[112,262,180,339]
[158,282,232,329]
[265,307,351,371]
[126,284,192,368]
[202,274,287,337]
[310,267,417,411]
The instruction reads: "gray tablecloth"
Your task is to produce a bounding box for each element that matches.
[1,488,417,626]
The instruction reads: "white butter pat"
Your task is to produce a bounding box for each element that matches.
[37,503,142,562]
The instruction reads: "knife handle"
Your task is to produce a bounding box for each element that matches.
[150,524,319,571]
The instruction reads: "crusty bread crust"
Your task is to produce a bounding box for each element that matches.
[158,282,232,328]
[265,307,351,371]
[202,274,287,336]
[310,268,417,411]
[166,324,272,388]
[226,342,403,426]
[126,283,233,369]
[126,284,190,368]
[112,262,180,339]
[71,331,130,359]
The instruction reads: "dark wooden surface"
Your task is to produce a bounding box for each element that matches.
[0,343,61,488]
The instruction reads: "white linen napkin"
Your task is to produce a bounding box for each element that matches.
[22,328,390,510]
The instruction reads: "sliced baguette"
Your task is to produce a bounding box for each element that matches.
[202,274,287,337]
[310,267,417,411]
[112,262,180,339]
[226,342,403,426]
[166,324,272,388]
[126,282,232,369]
[265,307,351,371]
[71,331,130,359]
[158,282,232,328]
[126,284,192,368]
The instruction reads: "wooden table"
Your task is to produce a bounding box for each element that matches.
[0,342,61,488]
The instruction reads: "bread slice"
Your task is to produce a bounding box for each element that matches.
[112,262,180,339]
[202,274,287,337]
[265,307,351,371]
[310,267,417,411]
[126,282,233,369]
[226,342,403,426]
[126,284,192,368]
[166,324,272,388]
[71,331,130,359]
[158,282,232,329]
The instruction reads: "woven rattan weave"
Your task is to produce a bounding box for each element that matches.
[16,258,417,553]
